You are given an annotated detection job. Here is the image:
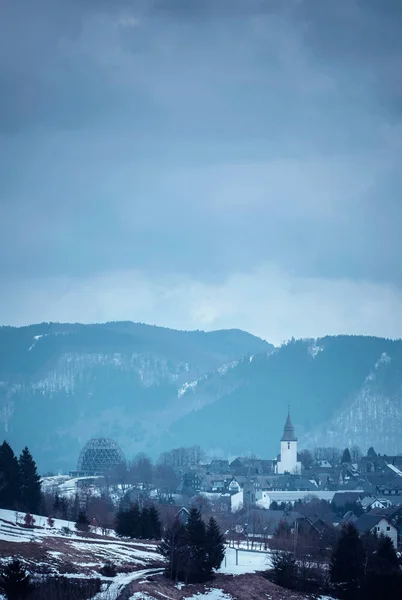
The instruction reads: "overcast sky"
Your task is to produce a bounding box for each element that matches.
[1,0,402,345]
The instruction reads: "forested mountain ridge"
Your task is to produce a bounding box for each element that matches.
[1,325,401,472]
[166,335,402,459]
[0,322,272,471]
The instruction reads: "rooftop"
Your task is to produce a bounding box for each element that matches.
[281,412,297,442]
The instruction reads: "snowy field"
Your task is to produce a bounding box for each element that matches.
[219,547,272,575]
[0,508,334,599]
[0,508,161,578]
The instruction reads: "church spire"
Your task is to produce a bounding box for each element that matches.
[281,411,297,442]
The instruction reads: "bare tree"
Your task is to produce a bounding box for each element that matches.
[191,494,212,516]
[350,445,362,463]
[130,453,153,487]
[299,449,314,469]
[154,463,180,495]
[158,446,205,469]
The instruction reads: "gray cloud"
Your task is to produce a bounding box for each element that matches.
[1,0,402,337]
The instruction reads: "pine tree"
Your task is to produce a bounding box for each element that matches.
[148,504,162,540]
[115,503,142,538]
[140,506,150,539]
[330,523,365,599]
[19,447,41,514]
[367,447,377,459]
[0,441,20,510]
[75,510,90,533]
[185,507,208,582]
[0,559,32,600]
[115,505,130,537]
[53,493,60,515]
[270,550,298,589]
[363,535,402,600]
[341,448,352,463]
[127,502,141,538]
[375,534,399,573]
[158,518,188,581]
[59,496,68,520]
[205,517,225,572]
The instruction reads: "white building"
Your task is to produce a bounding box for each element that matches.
[276,412,302,475]
[355,515,398,549]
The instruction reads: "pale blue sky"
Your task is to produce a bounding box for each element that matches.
[1,1,402,344]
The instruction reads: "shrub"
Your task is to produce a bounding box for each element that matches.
[99,562,117,578]
[30,577,101,600]
[269,551,298,589]
[24,513,35,528]
[0,559,33,600]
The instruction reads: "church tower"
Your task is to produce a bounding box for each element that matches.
[276,411,301,474]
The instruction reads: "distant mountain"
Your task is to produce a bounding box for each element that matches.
[164,336,402,459]
[1,326,401,472]
[0,322,272,472]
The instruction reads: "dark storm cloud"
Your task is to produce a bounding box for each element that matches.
[1,0,402,332]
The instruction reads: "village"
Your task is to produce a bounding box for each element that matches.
[41,412,402,553]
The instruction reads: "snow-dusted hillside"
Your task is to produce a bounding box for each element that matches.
[0,509,322,599]
[2,325,402,469]
[0,322,271,472]
[161,336,402,458]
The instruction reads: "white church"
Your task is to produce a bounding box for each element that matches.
[276,411,302,475]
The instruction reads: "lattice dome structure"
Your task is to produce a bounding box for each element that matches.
[77,438,125,475]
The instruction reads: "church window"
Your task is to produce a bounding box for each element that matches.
[288,443,290,450]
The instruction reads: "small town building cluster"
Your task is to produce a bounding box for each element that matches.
[72,412,402,549]
[171,412,402,548]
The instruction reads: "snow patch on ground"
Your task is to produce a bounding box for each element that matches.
[217,360,238,375]
[177,379,200,398]
[375,352,391,369]
[28,334,44,351]
[218,547,272,575]
[308,340,324,358]
[187,590,233,600]
[94,569,163,600]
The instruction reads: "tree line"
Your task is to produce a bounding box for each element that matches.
[115,502,162,540]
[158,508,225,583]
[0,441,41,514]
[268,522,402,600]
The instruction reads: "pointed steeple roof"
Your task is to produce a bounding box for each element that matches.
[281,411,297,442]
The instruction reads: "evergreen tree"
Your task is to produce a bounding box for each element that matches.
[115,502,142,538]
[53,493,60,515]
[341,448,352,463]
[270,551,298,589]
[376,534,399,572]
[0,559,32,600]
[367,446,377,459]
[140,506,152,539]
[115,505,130,537]
[148,504,162,540]
[75,510,90,532]
[0,441,20,510]
[363,535,402,600]
[158,518,188,581]
[205,517,225,572]
[330,523,365,599]
[185,507,208,582]
[158,509,224,583]
[59,496,68,520]
[127,502,141,538]
[19,447,41,513]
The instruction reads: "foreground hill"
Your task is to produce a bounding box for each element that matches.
[0,322,271,471]
[0,508,324,600]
